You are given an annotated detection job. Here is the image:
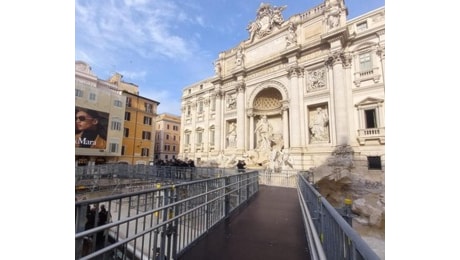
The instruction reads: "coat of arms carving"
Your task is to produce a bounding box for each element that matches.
[246,3,287,43]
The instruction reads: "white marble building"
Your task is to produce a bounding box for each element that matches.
[179,1,385,179]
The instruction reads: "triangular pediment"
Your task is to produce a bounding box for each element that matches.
[355,97,384,107]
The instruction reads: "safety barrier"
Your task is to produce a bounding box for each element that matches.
[297,173,380,260]
[75,171,259,259]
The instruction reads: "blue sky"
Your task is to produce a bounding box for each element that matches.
[76,0,385,116]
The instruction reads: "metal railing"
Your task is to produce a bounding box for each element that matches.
[258,169,298,188]
[297,173,380,260]
[75,171,259,260]
[76,165,240,182]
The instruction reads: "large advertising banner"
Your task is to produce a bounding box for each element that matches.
[75,107,109,149]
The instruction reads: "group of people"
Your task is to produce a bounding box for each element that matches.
[153,158,195,167]
[83,204,112,255]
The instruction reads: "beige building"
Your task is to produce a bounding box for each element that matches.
[154,113,181,162]
[75,61,160,165]
[75,61,126,166]
[179,1,385,178]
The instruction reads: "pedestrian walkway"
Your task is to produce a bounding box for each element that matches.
[178,185,310,260]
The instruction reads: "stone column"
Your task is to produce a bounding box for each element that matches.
[287,65,302,148]
[248,109,255,150]
[297,68,306,147]
[326,50,349,145]
[236,83,246,151]
[281,102,289,149]
[377,44,385,84]
[180,105,186,155]
[190,101,197,152]
[214,89,223,151]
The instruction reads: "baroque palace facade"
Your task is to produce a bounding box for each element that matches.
[179,1,385,178]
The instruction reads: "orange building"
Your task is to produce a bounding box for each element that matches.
[107,74,160,165]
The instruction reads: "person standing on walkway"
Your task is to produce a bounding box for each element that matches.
[96,204,111,248]
[82,204,97,256]
[236,160,246,173]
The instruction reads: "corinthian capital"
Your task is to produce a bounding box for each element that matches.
[325,50,350,68]
[287,65,302,78]
[212,89,223,98]
[236,82,246,93]
[342,52,352,68]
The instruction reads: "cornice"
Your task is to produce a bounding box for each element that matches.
[321,27,348,45]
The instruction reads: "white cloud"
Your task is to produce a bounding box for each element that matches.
[76,0,197,62]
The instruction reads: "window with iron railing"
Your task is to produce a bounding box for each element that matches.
[359,52,372,72]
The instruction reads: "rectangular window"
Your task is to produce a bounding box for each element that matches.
[125,112,131,121]
[167,124,170,130]
[75,89,83,97]
[197,132,203,144]
[187,106,191,116]
[111,121,122,131]
[142,131,151,140]
[110,143,118,153]
[144,116,152,125]
[89,93,96,101]
[121,146,125,155]
[166,134,169,140]
[365,109,377,128]
[173,136,176,141]
[145,103,153,113]
[356,21,368,32]
[368,156,382,170]
[173,146,176,152]
[126,97,132,107]
[114,100,123,107]
[141,148,149,156]
[156,144,160,152]
[359,52,372,71]
[123,128,129,137]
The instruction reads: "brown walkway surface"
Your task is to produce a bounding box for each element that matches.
[178,185,310,260]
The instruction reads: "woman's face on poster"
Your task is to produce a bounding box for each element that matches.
[76,111,98,132]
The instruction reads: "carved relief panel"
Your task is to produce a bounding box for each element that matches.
[226,92,237,111]
[306,68,327,93]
